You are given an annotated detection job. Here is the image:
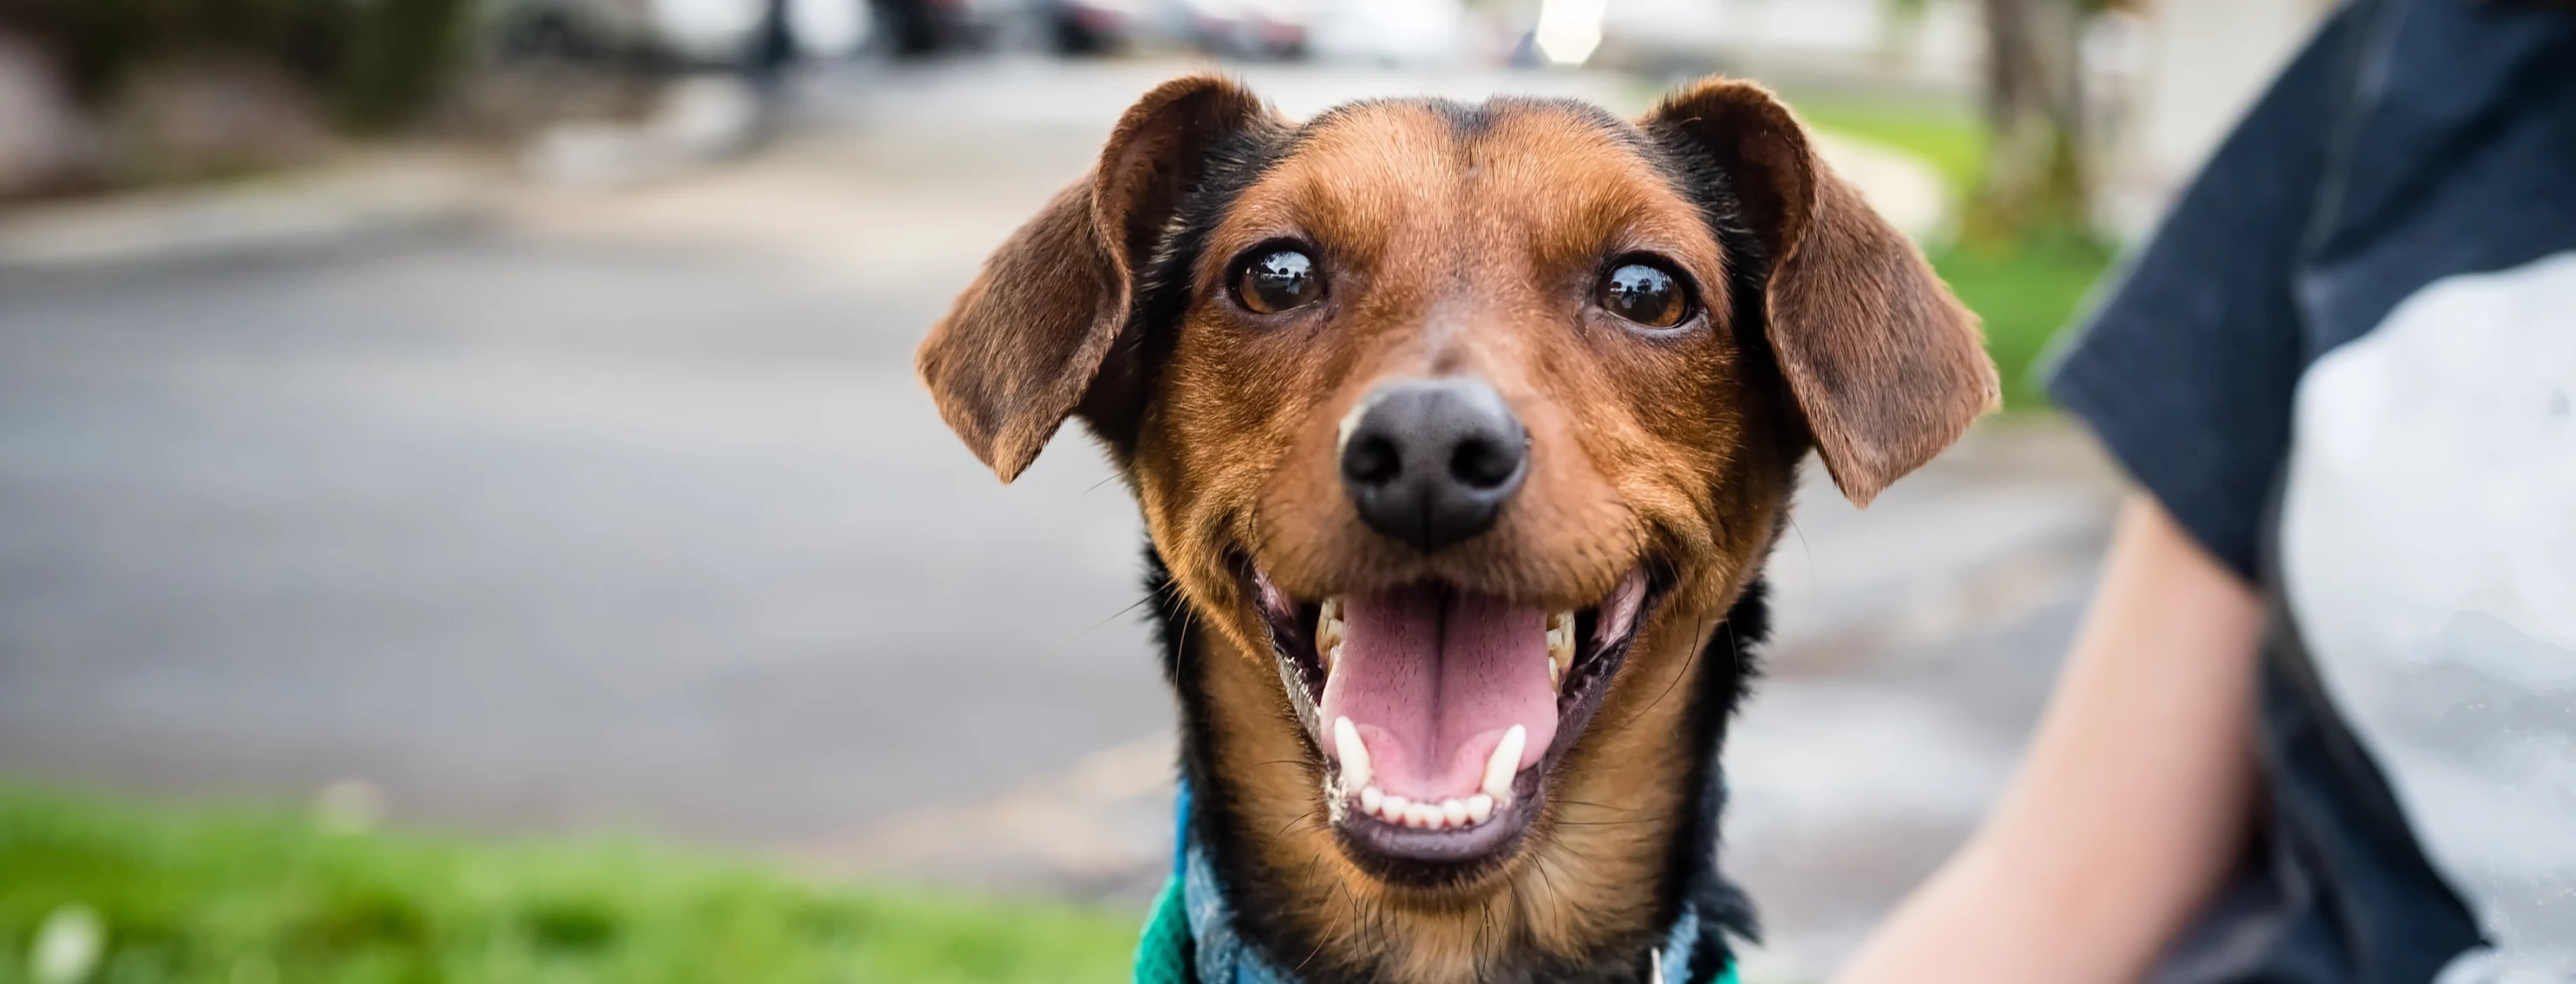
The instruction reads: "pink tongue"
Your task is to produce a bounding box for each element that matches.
[1317,585,1556,801]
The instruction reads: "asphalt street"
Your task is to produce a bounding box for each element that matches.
[0,60,2125,979]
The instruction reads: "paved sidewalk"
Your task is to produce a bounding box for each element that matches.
[0,154,505,272]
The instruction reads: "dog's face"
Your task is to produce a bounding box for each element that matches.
[922,76,1991,980]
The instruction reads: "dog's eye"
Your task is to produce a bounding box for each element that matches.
[1598,261,1689,330]
[1234,248,1322,314]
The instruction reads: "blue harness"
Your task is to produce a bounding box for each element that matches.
[1134,782,1739,984]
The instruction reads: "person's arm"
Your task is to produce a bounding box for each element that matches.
[1834,494,2265,984]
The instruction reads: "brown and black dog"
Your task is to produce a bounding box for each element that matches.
[919,75,1996,984]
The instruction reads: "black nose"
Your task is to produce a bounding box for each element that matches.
[1338,377,1529,553]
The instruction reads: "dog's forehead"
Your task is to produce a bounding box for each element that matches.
[1200,98,1718,279]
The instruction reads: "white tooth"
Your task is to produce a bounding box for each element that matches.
[1483,725,1526,801]
[1359,786,1383,814]
[1410,804,1441,828]
[1332,717,1372,791]
[1381,794,1410,820]
[1442,798,1468,826]
[1465,793,1494,824]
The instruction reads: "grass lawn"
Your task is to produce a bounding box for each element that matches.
[0,784,1137,984]
[1790,91,2115,410]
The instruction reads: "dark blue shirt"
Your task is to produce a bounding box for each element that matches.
[2045,1,2576,979]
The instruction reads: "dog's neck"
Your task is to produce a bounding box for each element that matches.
[1141,550,1766,984]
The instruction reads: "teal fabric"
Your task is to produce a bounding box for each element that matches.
[1134,877,1193,984]
[1133,869,1739,984]
[1140,781,1736,984]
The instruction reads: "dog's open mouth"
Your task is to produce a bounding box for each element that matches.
[1247,562,1664,876]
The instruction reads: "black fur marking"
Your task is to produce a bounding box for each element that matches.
[1636,116,1814,476]
[1078,115,1298,459]
[1425,97,1495,136]
[1667,579,1769,967]
[1634,119,1775,371]
[1139,545,1769,984]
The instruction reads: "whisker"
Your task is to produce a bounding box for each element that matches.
[1556,799,1647,813]
[1632,613,1712,720]
[1066,594,1156,643]
[1273,808,1322,838]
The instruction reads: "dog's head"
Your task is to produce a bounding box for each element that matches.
[922,75,1992,980]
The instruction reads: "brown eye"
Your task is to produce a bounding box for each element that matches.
[1599,261,1689,329]
[1234,248,1321,314]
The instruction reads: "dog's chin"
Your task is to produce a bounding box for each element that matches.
[1241,557,1668,889]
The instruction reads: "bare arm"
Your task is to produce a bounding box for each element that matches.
[1834,494,2265,983]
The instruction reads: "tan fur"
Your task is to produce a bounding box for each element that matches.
[919,75,1992,982]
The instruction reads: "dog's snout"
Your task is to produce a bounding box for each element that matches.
[1338,378,1529,553]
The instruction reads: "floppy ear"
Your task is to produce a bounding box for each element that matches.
[917,75,1271,482]
[1643,79,1998,506]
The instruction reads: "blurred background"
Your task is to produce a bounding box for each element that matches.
[0,1,2332,981]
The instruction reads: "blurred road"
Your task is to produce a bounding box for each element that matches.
[0,59,2122,979]
[0,61,1155,843]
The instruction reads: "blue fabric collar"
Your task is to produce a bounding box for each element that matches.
[1163,781,1733,984]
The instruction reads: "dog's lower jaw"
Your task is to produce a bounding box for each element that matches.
[1155,555,1765,984]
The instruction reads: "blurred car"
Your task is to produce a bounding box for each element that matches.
[1038,0,1163,53]
[487,0,930,65]
[1181,0,1311,59]
[872,0,1030,55]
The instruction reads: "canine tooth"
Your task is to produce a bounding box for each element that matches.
[1442,798,1468,826]
[1359,785,1383,814]
[1465,793,1494,824]
[1482,725,1526,801]
[1331,717,1373,791]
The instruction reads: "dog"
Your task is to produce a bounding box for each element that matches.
[919,75,1996,984]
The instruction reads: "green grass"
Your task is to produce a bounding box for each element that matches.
[1789,92,2115,409]
[1787,93,1990,196]
[0,784,1136,984]
[1923,237,2114,410]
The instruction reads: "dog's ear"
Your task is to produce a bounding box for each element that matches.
[918,75,1270,482]
[1644,79,1998,506]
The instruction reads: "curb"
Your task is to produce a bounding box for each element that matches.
[0,154,507,272]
